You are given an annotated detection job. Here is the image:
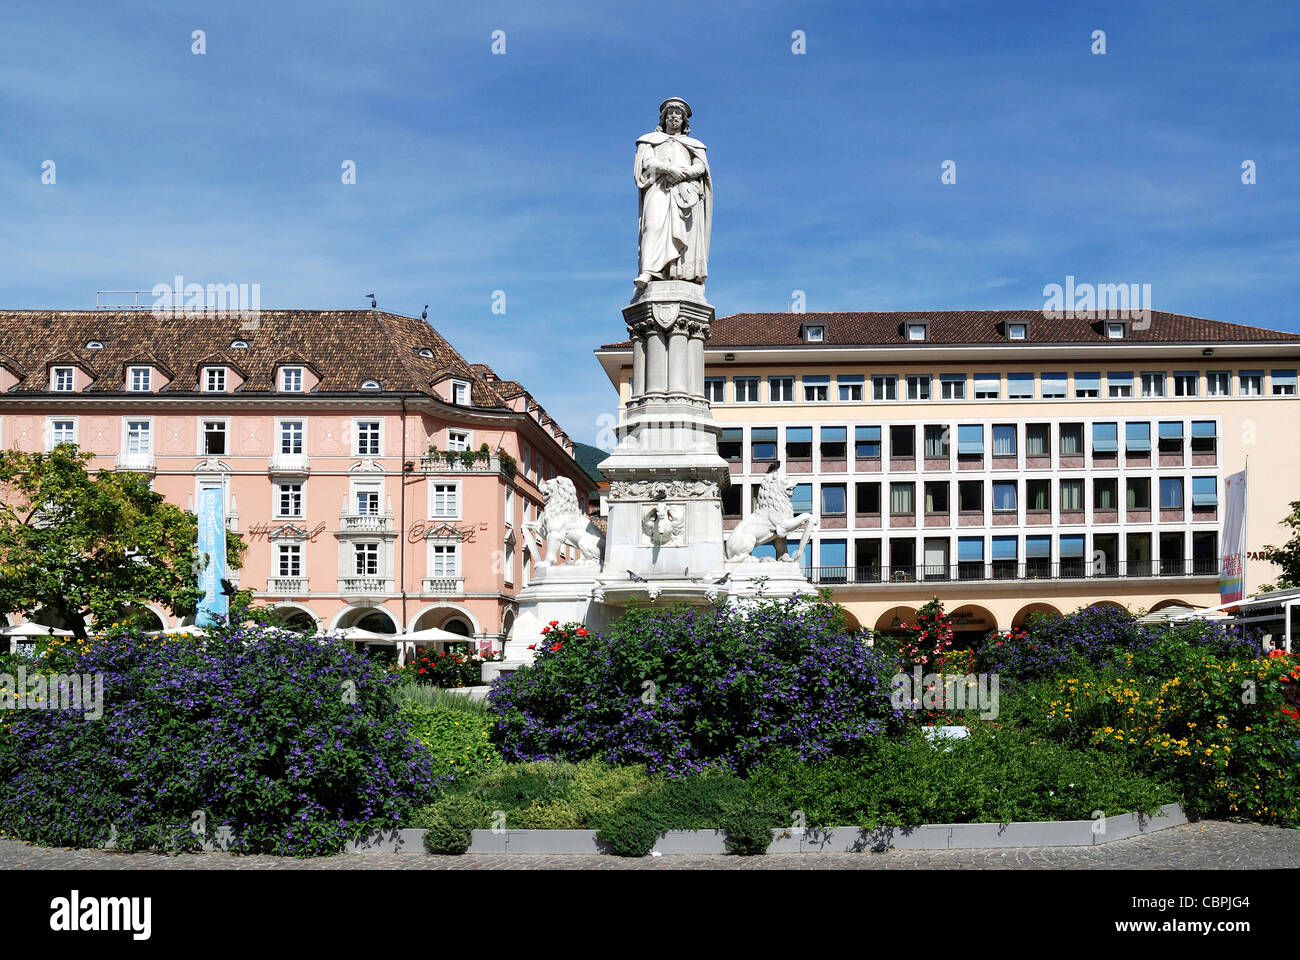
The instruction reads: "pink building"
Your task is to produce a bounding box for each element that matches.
[0,309,597,655]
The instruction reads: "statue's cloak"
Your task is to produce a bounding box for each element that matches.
[635,131,712,283]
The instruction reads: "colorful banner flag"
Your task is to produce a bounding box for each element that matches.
[1219,470,1247,606]
[196,487,227,626]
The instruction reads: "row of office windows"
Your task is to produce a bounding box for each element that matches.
[39,417,466,459]
[803,530,1219,571]
[270,542,459,578]
[718,420,1219,463]
[722,475,1220,518]
[700,369,1298,404]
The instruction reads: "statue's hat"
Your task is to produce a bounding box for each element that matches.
[659,97,692,117]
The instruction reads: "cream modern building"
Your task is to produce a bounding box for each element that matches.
[597,309,1300,640]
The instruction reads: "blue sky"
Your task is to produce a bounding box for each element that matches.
[4,0,1299,444]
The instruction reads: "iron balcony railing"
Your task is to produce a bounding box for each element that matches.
[808,558,1221,585]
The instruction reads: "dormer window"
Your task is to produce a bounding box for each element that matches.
[1007,322,1028,340]
[281,366,304,392]
[906,322,929,342]
[52,367,75,392]
[450,379,470,405]
[417,348,435,359]
[1106,322,1126,340]
[204,367,227,393]
[230,339,249,350]
[801,323,825,343]
[360,379,381,391]
[85,340,104,350]
[128,366,152,392]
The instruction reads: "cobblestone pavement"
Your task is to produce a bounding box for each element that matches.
[1,821,1296,869]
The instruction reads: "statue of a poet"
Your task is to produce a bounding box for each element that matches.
[634,98,712,290]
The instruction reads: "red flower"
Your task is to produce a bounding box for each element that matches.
[541,627,550,635]
[418,668,426,674]
[550,642,563,651]
[548,620,560,627]
[526,644,536,650]
[576,628,588,637]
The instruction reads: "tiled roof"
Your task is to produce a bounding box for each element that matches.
[0,309,511,405]
[599,310,1300,349]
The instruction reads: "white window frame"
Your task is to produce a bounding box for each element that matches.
[124,417,153,454]
[1007,323,1028,340]
[428,541,460,578]
[277,419,305,455]
[872,375,897,401]
[203,366,227,393]
[446,428,471,452]
[281,366,304,393]
[769,376,794,402]
[1172,372,1198,398]
[52,366,75,392]
[1106,322,1126,339]
[128,366,152,393]
[734,377,760,402]
[803,381,829,402]
[504,484,515,527]
[803,324,825,342]
[354,418,382,457]
[1239,371,1263,397]
[1206,371,1231,397]
[274,481,305,519]
[431,481,462,519]
[941,376,966,400]
[450,379,470,405]
[352,479,383,517]
[276,542,303,578]
[906,374,932,401]
[47,417,77,449]
[199,417,230,457]
[503,536,515,585]
[1140,372,1165,398]
[704,378,726,403]
[353,542,381,576]
[906,323,928,342]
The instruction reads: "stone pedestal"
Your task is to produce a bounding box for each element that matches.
[502,279,813,666]
[597,281,731,581]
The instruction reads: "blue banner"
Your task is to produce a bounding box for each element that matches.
[196,487,227,626]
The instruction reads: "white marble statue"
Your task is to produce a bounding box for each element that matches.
[634,98,712,290]
[523,477,605,566]
[723,466,817,563]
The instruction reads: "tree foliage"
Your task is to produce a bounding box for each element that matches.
[0,445,244,637]
[1259,499,1300,590]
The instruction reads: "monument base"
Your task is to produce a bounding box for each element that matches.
[723,558,818,602]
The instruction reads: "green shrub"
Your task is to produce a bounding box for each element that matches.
[1037,649,1299,826]
[744,728,1176,828]
[720,809,775,855]
[402,704,501,784]
[418,794,492,854]
[590,770,769,857]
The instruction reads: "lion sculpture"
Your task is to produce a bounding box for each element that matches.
[523,476,605,566]
[723,466,817,562]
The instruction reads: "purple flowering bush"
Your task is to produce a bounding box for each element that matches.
[488,595,899,777]
[974,605,1261,686]
[0,621,433,855]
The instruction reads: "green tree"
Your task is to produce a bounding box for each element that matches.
[0,445,245,638]
[1259,499,1300,590]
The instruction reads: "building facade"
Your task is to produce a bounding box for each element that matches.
[0,309,596,653]
[598,309,1300,639]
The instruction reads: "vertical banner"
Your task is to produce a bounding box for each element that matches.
[196,487,227,626]
[1219,470,1247,606]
